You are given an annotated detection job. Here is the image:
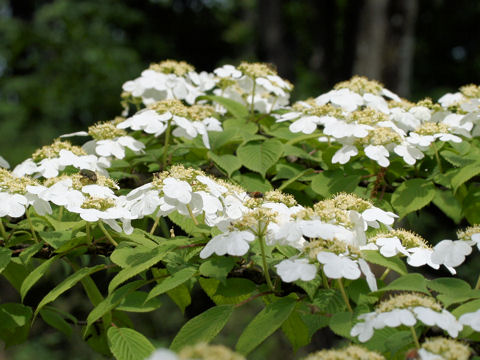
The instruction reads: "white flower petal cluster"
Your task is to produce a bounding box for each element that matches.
[122,60,215,106]
[351,294,462,342]
[417,337,471,360]
[14,145,110,179]
[275,258,316,282]
[118,101,222,149]
[213,62,293,113]
[124,166,248,230]
[0,169,51,217]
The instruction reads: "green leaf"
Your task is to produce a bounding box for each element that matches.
[116,291,162,313]
[391,179,436,218]
[451,163,480,192]
[86,281,145,335]
[329,311,353,339]
[428,277,471,295]
[232,172,272,192]
[199,278,256,305]
[19,243,43,265]
[39,308,72,336]
[108,244,175,293]
[146,267,197,302]
[38,230,73,249]
[281,309,310,351]
[199,95,248,119]
[20,255,59,301]
[107,327,155,360]
[0,247,12,274]
[44,214,86,232]
[361,250,407,275]
[0,303,33,347]
[432,189,463,223]
[376,273,429,294]
[237,139,284,177]
[311,170,362,197]
[208,152,242,177]
[236,296,296,355]
[462,187,480,225]
[199,257,235,282]
[167,284,191,314]
[35,264,106,317]
[312,289,346,313]
[170,304,234,352]
[452,299,480,317]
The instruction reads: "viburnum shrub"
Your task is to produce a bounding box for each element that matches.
[2,60,480,360]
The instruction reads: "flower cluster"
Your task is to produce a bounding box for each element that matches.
[146,343,245,360]
[275,77,473,167]
[350,293,462,342]
[61,117,145,160]
[118,100,222,148]
[122,60,215,107]
[301,344,385,360]
[213,62,293,113]
[13,139,110,178]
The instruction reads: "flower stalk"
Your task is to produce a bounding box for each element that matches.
[337,278,353,313]
[161,119,172,170]
[98,222,118,247]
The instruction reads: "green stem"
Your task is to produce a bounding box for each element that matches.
[0,219,8,241]
[379,268,391,281]
[475,274,480,290]
[25,210,38,243]
[161,119,172,170]
[286,132,323,146]
[249,79,257,117]
[278,169,313,191]
[321,271,330,289]
[186,205,199,226]
[98,222,118,247]
[337,279,353,313]
[432,143,443,173]
[149,216,161,235]
[258,233,274,292]
[58,206,63,221]
[86,223,91,244]
[410,326,420,349]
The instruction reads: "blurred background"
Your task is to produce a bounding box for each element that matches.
[1,0,480,164]
[1,0,480,358]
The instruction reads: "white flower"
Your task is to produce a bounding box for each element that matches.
[199,230,255,258]
[375,236,410,257]
[350,312,377,342]
[417,349,443,360]
[375,308,416,328]
[459,309,480,331]
[289,116,321,134]
[146,348,179,360]
[357,258,377,291]
[315,88,364,112]
[407,247,440,270]
[275,258,316,282]
[361,207,398,228]
[0,192,28,218]
[300,220,355,245]
[413,307,462,338]
[332,145,358,164]
[431,240,472,268]
[0,156,9,169]
[364,145,390,167]
[393,143,425,165]
[162,178,192,205]
[316,252,361,280]
[117,109,169,136]
[471,233,480,250]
